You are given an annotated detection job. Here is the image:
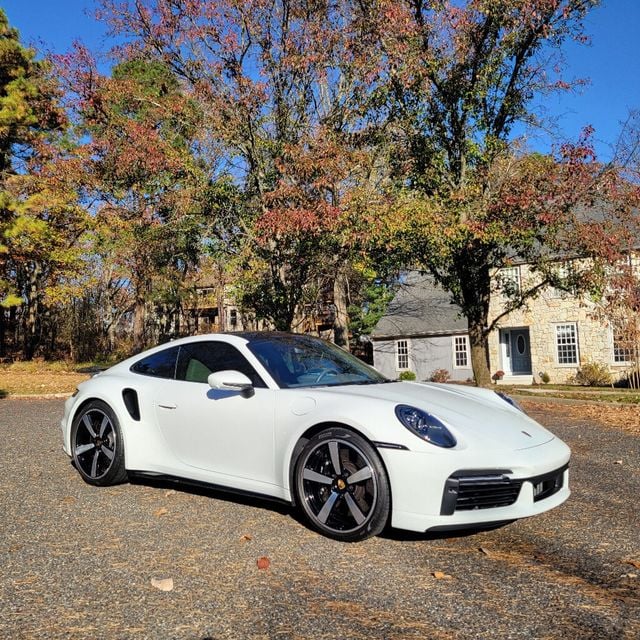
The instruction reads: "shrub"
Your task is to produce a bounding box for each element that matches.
[429,368,449,383]
[399,370,417,381]
[574,361,612,387]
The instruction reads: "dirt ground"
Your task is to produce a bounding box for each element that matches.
[0,397,638,639]
[521,398,640,436]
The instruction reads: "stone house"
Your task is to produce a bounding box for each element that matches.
[372,265,638,384]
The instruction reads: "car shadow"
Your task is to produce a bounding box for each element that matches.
[128,473,298,520]
[380,519,515,542]
[75,463,514,542]
[128,473,514,541]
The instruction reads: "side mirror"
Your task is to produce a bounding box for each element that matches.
[207,370,255,398]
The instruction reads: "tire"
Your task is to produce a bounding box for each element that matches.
[294,427,390,542]
[71,400,127,486]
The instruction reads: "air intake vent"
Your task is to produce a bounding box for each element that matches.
[122,388,140,421]
[454,476,523,511]
[440,471,520,515]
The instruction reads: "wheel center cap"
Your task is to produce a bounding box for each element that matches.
[336,478,347,491]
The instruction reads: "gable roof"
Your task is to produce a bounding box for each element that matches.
[371,272,467,339]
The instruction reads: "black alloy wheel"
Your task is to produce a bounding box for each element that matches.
[71,400,127,486]
[295,427,390,542]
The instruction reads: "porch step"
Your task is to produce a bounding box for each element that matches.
[496,375,534,385]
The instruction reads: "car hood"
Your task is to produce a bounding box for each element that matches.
[314,381,553,451]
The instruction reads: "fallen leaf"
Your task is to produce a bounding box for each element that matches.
[164,490,176,497]
[621,573,638,579]
[257,556,271,570]
[240,534,253,542]
[150,577,174,591]
[478,547,491,556]
[626,560,640,569]
[154,507,168,517]
[61,496,77,504]
[432,571,452,580]
[614,460,623,465]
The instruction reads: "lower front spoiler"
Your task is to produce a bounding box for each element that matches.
[391,468,570,534]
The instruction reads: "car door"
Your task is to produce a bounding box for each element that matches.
[153,340,277,489]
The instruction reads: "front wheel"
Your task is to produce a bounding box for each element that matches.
[71,400,127,486]
[294,428,390,542]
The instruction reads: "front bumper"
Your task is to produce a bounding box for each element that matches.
[60,394,78,456]
[379,437,571,533]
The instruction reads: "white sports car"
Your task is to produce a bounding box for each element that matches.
[61,332,570,542]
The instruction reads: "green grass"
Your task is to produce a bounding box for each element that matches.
[510,387,640,404]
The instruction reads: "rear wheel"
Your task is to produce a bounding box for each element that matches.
[294,427,390,542]
[71,400,127,486]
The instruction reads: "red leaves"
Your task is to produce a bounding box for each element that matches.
[255,205,340,241]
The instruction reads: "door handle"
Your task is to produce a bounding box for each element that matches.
[158,403,177,410]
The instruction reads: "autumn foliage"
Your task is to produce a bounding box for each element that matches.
[2,1,640,386]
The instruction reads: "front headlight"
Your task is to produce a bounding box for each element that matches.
[495,391,525,413]
[395,404,457,448]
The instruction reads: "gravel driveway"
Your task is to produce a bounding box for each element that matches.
[1,398,638,639]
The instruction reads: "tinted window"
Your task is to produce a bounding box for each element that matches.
[130,346,179,379]
[176,341,266,388]
[247,335,387,388]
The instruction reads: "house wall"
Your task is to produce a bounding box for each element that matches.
[488,263,631,383]
[372,336,473,382]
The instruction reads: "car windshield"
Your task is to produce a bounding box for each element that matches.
[246,334,388,389]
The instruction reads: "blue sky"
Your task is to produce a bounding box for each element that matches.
[3,0,639,161]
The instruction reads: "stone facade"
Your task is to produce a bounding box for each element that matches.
[487,263,634,384]
[372,264,638,385]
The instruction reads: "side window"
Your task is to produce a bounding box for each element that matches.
[396,339,409,370]
[176,341,266,388]
[130,346,179,379]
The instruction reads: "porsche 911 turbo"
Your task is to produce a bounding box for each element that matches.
[61,332,570,541]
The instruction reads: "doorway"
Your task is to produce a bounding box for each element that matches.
[500,328,532,375]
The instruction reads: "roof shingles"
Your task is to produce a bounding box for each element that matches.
[371,273,467,339]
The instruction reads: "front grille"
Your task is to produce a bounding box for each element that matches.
[455,476,523,511]
[440,464,568,515]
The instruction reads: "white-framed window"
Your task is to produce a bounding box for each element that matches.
[396,339,409,370]
[612,326,636,364]
[555,323,579,365]
[453,335,470,368]
[498,266,521,295]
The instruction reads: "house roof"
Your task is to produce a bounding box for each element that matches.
[371,272,468,339]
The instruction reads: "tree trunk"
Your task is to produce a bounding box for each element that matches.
[468,320,492,387]
[333,264,350,349]
[173,303,181,338]
[457,256,492,387]
[0,307,5,357]
[217,291,225,333]
[132,286,147,353]
[23,263,41,360]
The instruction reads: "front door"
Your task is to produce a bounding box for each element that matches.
[154,382,276,485]
[500,328,532,374]
[509,329,532,374]
[152,340,277,489]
